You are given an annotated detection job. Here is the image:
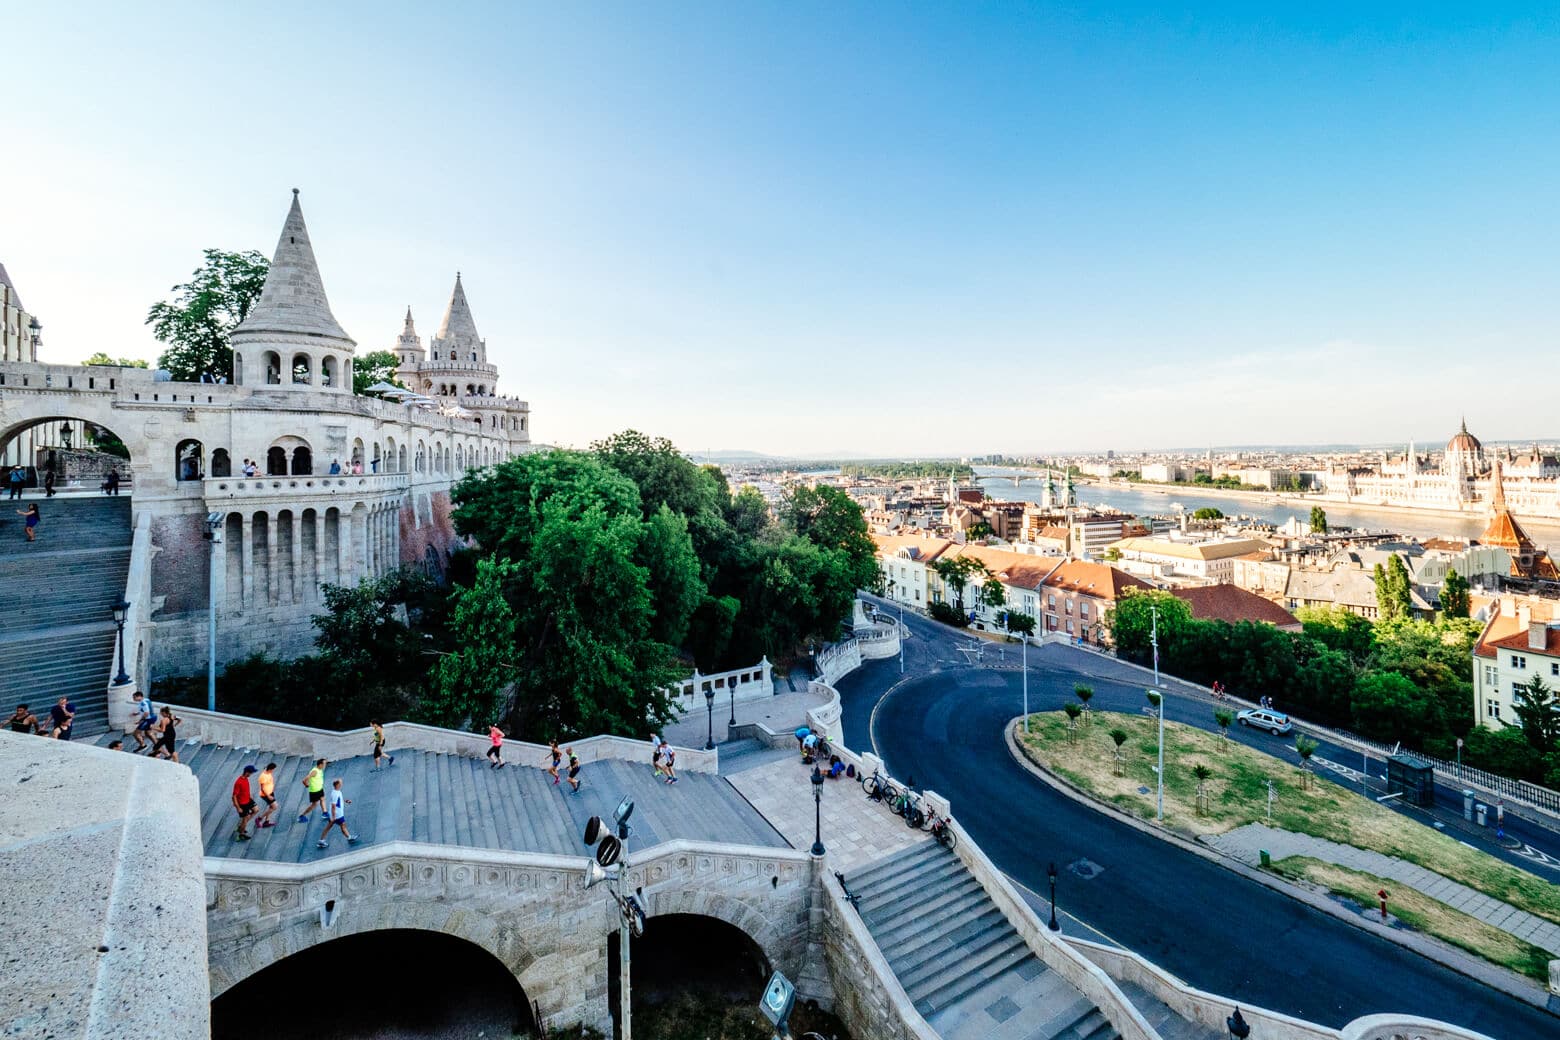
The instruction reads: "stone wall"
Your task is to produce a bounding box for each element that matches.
[0,733,208,1040]
[398,488,461,573]
[814,871,939,1040]
[150,512,210,615]
[205,840,813,1034]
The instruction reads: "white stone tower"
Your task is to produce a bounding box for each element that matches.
[230,190,357,393]
[394,307,424,371]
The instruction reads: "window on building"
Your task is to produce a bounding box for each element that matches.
[1511,655,1527,669]
[1513,682,1526,700]
[1065,619,1074,634]
[1080,602,1090,618]
[1065,600,1073,615]
[1047,595,1056,609]
[175,439,203,481]
[1486,700,1501,719]
[1552,663,1558,677]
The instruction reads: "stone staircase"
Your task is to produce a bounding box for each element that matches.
[103,735,790,860]
[0,496,133,738]
[848,841,1120,1040]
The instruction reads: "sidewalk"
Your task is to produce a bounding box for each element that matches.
[659,686,830,749]
[1205,822,1560,956]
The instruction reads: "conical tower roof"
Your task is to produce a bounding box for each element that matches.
[436,272,481,344]
[232,190,355,347]
[397,306,422,351]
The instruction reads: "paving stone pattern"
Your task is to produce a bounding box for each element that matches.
[111,735,790,861]
[1206,822,1560,955]
[729,752,929,873]
[847,842,1119,1040]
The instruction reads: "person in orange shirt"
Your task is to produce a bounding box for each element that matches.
[254,762,279,829]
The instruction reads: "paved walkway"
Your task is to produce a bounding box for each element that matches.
[729,754,927,873]
[1205,823,1560,955]
[660,686,831,749]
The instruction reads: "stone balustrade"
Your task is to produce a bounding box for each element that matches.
[669,658,774,713]
[167,705,720,773]
[203,472,410,499]
[1339,1014,1498,1040]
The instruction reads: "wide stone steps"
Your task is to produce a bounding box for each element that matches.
[100,735,791,861]
[0,497,133,740]
[847,842,1121,1040]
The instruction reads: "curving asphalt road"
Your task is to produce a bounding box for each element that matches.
[837,603,1558,1039]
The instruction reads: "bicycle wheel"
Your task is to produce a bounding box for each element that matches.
[861,775,881,799]
[905,806,925,829]
[880,782,901,808]
[937,826,958,850]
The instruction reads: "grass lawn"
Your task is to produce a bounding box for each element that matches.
[1269,856,1554,983]
[1015,710,1560,930]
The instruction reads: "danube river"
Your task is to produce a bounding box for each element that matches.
[972,468,1560,554]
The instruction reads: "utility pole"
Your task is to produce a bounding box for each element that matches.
[1022,631,1029,733]
[899,601,905,675]
[1150,601,1160,689]
[1151,601,1163,822]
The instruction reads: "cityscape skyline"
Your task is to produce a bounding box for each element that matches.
[10,4,1560,455]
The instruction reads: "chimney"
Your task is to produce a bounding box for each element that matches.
[1531,622,1549,652]
[1516,603,1532,630]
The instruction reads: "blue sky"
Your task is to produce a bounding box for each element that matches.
[9,3,1560,455]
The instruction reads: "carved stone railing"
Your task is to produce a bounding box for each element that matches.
[1339,1014,1498,1040]
[171,707,719,773]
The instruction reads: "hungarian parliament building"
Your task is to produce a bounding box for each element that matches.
[1329,419,1560,520]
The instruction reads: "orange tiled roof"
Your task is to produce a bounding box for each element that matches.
[1041,560,1152,601]
[1171,584,1300,629]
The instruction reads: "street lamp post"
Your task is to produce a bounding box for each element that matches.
[205,513,223,712]
[1150,601,1161,688]
[728,680,736,728]
[1021,631,1029,734]
[1150,601,1164,822]
[1046,861,1060,931]
[110,597,132,686]
[703,686,715,751]
[810,765,826,856]
[898,600,905,674]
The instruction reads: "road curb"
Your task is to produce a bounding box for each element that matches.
[1001,718,1559,1017]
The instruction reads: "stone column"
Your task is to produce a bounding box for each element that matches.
[263,510,278,607]
[337,509,354,586]
[291,511,304,604]
[240,514,254,608]
[313,512,326,602]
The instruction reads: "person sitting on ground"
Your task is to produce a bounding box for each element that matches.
[9,704,38,734]
[801,731,819,764]
[827,754,845,779]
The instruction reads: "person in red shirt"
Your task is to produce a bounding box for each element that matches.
[232,765,258,841]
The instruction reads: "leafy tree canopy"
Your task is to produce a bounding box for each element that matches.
[82,352,149,368]
[353,349,407,396]
[1440,567,1470,619]
[146,248,269,382]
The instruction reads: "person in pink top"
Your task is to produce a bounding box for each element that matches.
[487,723,506,769]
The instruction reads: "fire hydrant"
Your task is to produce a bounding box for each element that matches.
[1378,889,1389,921]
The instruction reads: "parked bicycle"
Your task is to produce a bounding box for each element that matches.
[860,765,896,804]
[922,806,958,850]
[888,783,918,821]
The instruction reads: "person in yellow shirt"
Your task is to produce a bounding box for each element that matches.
[255,762,279,829]
[298,759,328,823]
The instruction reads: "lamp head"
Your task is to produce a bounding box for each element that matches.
[1047,861,1058,880]
[811,765,823,787]
[704,686,714,704]
[111,597,130,623]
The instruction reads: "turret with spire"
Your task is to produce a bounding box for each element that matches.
[230,189,357,393]
[395,307,425,372]
[430,272,486,365]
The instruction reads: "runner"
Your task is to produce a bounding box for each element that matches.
[662,741,678,785]
[130,691,155,751]
[370,720,394,770]
[547,739,562,785]
[48,696,75,741]
[298,759,328,822]
[566,747,582,793]
[255,762,279,828]
[148,707,181,762]
[487,723,506,769]
[316,778,358,849]
[8,704,37,734]
[652,739,667,781]
[232,765,258,841]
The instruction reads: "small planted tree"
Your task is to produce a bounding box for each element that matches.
[1294,735,1318,790]
[1063,702,1083,743]
[1192,764,1213,816]
[1074,683,1094,723]
[1214,709,1234,744]
[1109,728,1128,775]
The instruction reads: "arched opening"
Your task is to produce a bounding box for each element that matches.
[384,436,397,473]
[210,448,231,478]
[398,445,407,472]
[232,352,243,387]
[343,358,352,387]
[209,929,535,1040]
[265,446,287,476]
[291,446,312,475]
[415,440,426,473]
[466,383,475,395]
[470,351,477,362]
[611,913,773,1035]
[175,438,204,481]
[454,444,464,470]
[321,355,338,388]
[262,351,281,385]
[350,438,364,471]
[290,353,312,385]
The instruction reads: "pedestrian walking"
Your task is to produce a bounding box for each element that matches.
[10,704,39,734]
[317,778,358,849]
[487,723,506,769]
[547,739,562,785]
[16,503,39,542]
[298,758,328,822]
[7,466,23,501]
[148,706,181,761]
[370,720,394,769]
[662,742,678,785]
[43,471,55,498]
[130,691,155,751]
[48,696,75,740]
[255,762,279,828]
[232,765,258,841]
[566,747,581,793]
[102,470,120,495]
[651,736,667,781]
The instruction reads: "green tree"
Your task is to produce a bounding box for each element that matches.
[1074,683,1094,721]
[933,556,989,612]
[1063,702,1083,742]
[1192,764,1213,814]
[1214,709,1234,743]
[1372,556,1413,623]
[980,576,1008,613]
[1192,507,1224,520]
[726,486,771,540]
[967,520,995,540]
[1309,506,1328,534]
[1440,568,1470,619]
[1350,670,1443,745]
[421,556,519,729]
[450,451,687,740]
[1509,674,1560,754]
[1108,590,1193,663]
[592,430,721,521]
[1003,610,1036,637]
[1296,606,1375,665]
[353,349,406,396]
[781,484,879,590]
[82,352,149,368]
[311,570,431,694]
[1294,735,1318,789]
[145,248,269,382]
[1109,728,1129,774]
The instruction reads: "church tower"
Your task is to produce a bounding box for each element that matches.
[230,190,357,393]
[394,307,424,372]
